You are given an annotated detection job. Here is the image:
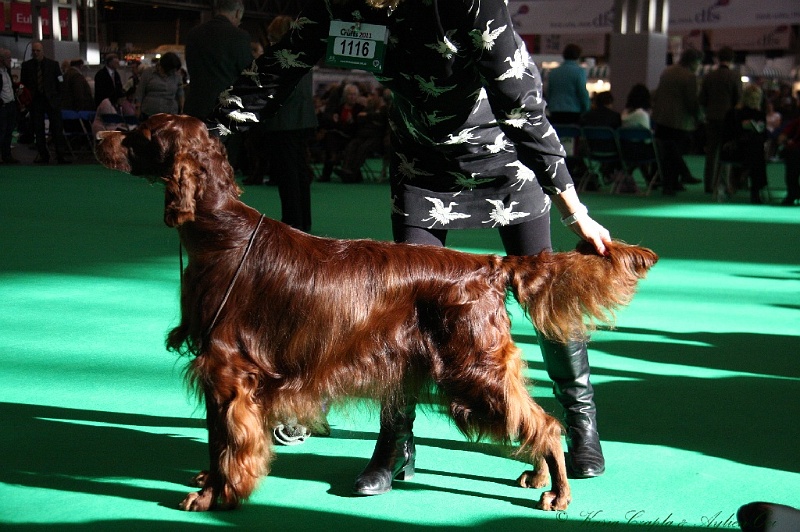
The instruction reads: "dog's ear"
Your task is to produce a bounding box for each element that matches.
[138,124,152,141]
[163,152,202,227]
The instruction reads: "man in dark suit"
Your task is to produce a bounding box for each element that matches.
[94,53,124,107]
[699,47,742,193]
[0,47,19,164]
[20,41,69,164]
[184,0,252,166]
[651,48,703,195]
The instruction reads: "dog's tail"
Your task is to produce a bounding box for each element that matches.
[504,240,658,343]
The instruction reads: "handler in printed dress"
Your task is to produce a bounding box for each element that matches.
[211,0,613,493]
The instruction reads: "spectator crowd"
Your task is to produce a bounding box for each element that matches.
[2,37,798,207]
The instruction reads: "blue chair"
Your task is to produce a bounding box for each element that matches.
[61,109,95,158]
[617,127,662,195]
[579,126,624,192]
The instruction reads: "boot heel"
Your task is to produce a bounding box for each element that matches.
[353,402,417,495]
[396,456,415,480]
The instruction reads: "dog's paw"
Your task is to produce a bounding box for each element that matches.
[516,469,549,489]
[537,490,571,511]
[179,490,215,512]
[190,470,209,487]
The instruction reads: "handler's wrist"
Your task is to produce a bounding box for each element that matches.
[560,204,589,226]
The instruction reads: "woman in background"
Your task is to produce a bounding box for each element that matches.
[135,52,184,119]
[621,83,652,130]
[721,84,768,204]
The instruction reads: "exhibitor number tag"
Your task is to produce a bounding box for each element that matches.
[326,20,389,73]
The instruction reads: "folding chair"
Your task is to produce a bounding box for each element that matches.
[617,127,662,195]
[554,123,581,159]
[579,126,624,192]
[359,133,390,183]
[101,113,128,130]
[360,152,388,182]
[61,109,95,159]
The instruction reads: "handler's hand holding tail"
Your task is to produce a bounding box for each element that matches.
[553,188,612,256]
[564,208,612,257]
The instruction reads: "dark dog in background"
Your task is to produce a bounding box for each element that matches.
[96,114,657,512]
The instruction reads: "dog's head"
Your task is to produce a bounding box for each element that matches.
[95,113,240,227]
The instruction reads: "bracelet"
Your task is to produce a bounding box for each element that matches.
[560,204,589,226]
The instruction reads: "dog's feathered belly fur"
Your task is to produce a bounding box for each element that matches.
[95,114,658,513]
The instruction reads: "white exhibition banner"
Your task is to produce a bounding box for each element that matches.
[509,0,800,35]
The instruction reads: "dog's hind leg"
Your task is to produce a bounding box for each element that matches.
[180,359,271,511]
[440,337,571,511]
[502,345,571,510]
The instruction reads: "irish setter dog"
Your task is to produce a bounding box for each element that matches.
[96,114,657,513]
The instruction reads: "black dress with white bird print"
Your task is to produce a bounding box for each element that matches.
[213,0,574,230]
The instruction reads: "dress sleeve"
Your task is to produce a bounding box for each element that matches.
[465,0,573,194]
[207,3,331,137]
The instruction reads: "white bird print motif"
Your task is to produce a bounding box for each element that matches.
[290,17,315,31]
[442,126,480,145]
[470,19,506,51]
[397,152,434,180]
[211,121,232,137]
[528,112,546,128]
[274,49,311,69]
[218,89,243,109]
[241,62,262,87]
[496,48,534,81]
[506,160,536,190]
[426,31,459,59]
[422,197,471,228]
[545,158,567,180]
[471,88,488,114]
[503,107,529,128]
[486,133,512,153]
[482,199,530,227]
[228,110,259,123]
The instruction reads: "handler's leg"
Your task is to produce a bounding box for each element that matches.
[353,401,417,495]
[351,223,448,495]
[499,216,605,478]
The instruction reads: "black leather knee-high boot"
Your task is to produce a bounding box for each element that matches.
[352,401,416,495]
[538,332,605,478]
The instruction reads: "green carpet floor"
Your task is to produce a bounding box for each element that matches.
[1,156,798,530]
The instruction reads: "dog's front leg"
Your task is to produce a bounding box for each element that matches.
[180,375,270,511]
[516,455,549,489]
[180,391,229,511]
[180,404,228,512]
